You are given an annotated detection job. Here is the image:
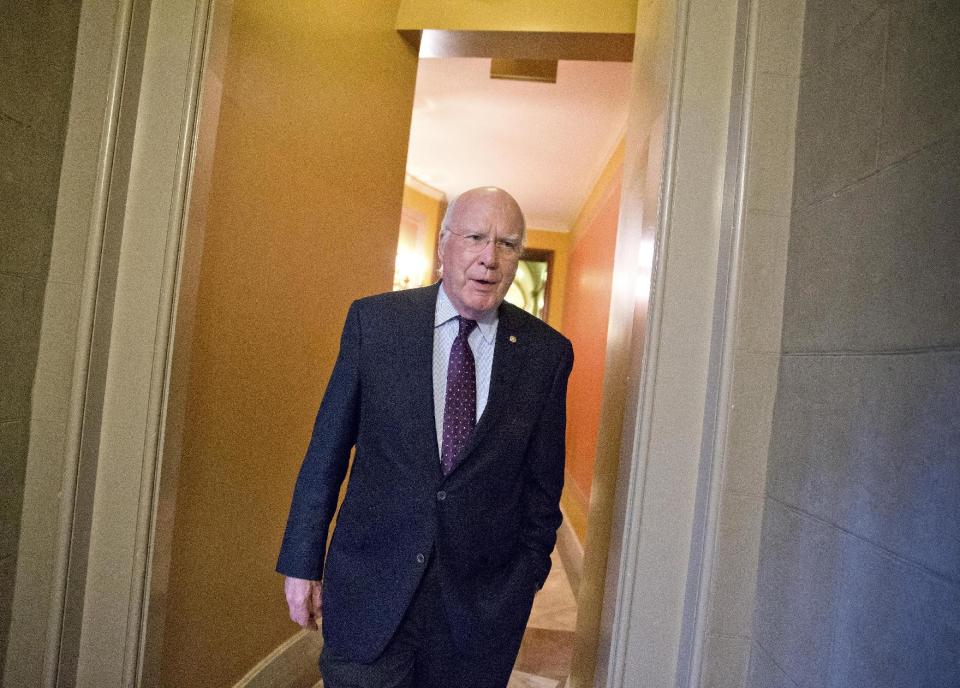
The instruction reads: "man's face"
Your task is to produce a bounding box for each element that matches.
[438,189,524,321]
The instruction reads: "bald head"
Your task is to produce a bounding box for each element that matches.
[442,187,526,245]
[437,187,526,320]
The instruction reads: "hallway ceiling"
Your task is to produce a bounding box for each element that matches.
[405,57,633,232]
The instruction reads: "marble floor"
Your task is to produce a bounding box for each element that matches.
[312,550,579,687]
[507,549,578,688]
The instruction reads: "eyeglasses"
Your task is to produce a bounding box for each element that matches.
[444,228,524,258]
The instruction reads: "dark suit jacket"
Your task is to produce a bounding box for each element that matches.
[276,282,573,663]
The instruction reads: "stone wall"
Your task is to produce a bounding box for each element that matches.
[0,1,82,679]
[750,1,960,685]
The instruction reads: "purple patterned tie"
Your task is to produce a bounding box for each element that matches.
[441,317,478,476]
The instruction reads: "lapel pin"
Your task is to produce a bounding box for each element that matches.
[509,335,517,343]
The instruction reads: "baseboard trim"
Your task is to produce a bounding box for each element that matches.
[557,508,584,596]
[232,628,323,688]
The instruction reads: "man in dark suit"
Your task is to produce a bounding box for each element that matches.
[277,187,573,688]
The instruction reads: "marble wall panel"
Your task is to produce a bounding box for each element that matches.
[0,1,83,680]
[879,0,960,165]
[792,9,885,207]
[768,352,960,584]
[783,132,960,353]
[828,536,960,688]
[753,500,844,688]
[746,642,798,688]
[799,0,883,75]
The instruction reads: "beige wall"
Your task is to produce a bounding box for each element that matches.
[0,2,82,682]
[157,2,419,685]
[698,0,805,684]
[396,0,637,33]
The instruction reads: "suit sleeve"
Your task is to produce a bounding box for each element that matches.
[519,338,574,589]
[276,302,362,581]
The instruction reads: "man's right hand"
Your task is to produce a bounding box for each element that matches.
[284,576,322,630]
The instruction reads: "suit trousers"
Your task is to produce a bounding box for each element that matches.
[319,551,524,688]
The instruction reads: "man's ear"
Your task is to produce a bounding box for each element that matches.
[436,232,447,268]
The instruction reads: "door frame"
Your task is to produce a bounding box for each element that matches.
[26,0,752,685]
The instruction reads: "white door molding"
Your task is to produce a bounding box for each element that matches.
[596,0,749,685]
[45,0,213,685]
[41,0,752,685]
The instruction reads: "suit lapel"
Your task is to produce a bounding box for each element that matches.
[399,283,442,470]
[457,303,525,463]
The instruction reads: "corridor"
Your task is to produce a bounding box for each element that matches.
[3,1,958,687]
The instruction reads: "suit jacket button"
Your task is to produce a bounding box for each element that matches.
[436,490,446,501]
[416,553,425,564]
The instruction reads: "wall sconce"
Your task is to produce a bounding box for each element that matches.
[394,250,428,290]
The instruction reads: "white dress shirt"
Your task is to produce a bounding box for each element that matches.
[432,284,498,458]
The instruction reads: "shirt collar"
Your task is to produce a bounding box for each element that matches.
[435,282,498,344]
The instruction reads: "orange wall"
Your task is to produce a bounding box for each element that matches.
[560,144,624,541]
[158,2,418,686]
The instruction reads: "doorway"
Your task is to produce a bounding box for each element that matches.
[9,1,756,687]
[394,47,632,686]
[508,250,552,322]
